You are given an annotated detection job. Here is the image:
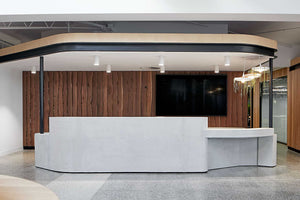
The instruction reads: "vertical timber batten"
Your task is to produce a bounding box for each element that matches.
[269,58,273,128]
[40,56,44,134]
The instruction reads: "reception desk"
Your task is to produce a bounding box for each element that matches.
[35,117,276,172]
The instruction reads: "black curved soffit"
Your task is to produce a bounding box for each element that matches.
[0,42,276,64]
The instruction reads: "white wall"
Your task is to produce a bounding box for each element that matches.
[0,0,299,22]
[274,44,300,68]
[0,67,23,156]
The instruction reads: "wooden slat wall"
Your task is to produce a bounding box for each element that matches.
[23,71,247,147]
[291,57,300,66]
[252,79,261,128]
[261,68,288,81]
[287,66,300,151]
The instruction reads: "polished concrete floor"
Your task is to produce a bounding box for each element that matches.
[0,143,300,200]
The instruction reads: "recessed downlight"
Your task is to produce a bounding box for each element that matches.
[224,56,230,67]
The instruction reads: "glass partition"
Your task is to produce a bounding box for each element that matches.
[260,76,287,143]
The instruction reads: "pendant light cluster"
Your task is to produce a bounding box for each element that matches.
[248,57,268,80]
[234,61,250,83]
[234,58,266,84]
[252,64,269,73]
[234,62,261,83]
[233,57,269,96]
[252,57,269,73]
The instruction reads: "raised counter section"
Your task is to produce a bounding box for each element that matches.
[35,117,208,172]
[35,117,276,172]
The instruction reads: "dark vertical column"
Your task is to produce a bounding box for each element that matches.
[40,56,44,134]
[269,58,273,128]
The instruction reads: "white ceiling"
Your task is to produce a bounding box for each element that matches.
[228,22,300,46]
[0,0,300,22]
[1,21,300,50]
[1,51,271,72]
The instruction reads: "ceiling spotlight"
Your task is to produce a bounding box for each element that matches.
[31,66,36,74]
[214,65,219,74]
[224,56,230,67]
[158,56,164,67]
[106,64,111,73]
[160,65,165,73]
[94,56,100,66]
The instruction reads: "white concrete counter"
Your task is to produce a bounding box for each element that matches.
[35,117,276,172]
[204,128,276,170]
[205,128,274,138]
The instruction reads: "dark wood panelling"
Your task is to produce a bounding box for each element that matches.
[23,71,248,147]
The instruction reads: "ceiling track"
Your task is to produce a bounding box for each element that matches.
[0,21,113,31]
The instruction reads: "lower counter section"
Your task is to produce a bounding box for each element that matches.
[207,136,277,170]
[35,117,276,172]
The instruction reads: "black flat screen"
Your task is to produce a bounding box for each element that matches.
[156,75,227,116]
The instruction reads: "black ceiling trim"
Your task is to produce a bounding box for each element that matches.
[0,42,276,64]
[289,63,300,71]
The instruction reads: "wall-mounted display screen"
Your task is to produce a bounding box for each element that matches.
[156,75,227,116]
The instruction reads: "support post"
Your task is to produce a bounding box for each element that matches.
[269,58,273,128]
[40,56,44,134]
